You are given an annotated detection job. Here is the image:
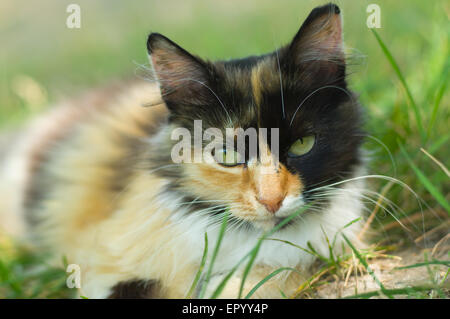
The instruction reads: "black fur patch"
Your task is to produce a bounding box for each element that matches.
[108,279,161,299]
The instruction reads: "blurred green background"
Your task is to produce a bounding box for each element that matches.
[1,0,447,128]
[0,0,448,298]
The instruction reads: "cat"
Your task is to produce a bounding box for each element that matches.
[0,3,366,298]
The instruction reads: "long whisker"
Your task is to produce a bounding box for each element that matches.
[308,187,411,232]
[356,133,397,176]
[289,85,356,127]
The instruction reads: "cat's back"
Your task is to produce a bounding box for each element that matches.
[0,79,168,238]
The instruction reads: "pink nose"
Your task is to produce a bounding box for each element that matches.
[257,195,284,214]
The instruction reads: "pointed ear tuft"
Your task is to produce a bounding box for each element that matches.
[147,33,211,106]
[288,3,344,65]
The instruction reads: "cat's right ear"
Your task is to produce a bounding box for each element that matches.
[147,33,212,107]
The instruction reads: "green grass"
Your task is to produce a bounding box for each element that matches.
[0,241,74,298]
[0,0,449,299]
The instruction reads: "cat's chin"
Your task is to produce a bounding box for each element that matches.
[234,216,290,232]
[251,218,280,231]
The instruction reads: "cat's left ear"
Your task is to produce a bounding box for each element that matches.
[147,33,212,107]
[285,3,345,73]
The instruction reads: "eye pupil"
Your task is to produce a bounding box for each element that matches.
[288,135,315,157]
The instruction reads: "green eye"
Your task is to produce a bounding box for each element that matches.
[213,148,242,167]
[288,136,315,157]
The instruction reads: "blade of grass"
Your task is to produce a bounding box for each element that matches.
[420,147,450,177]
[265,238,317,257]
[426,59,449,141]
[306,242,330,263]
[333,217,362,248]
[291,265,335,298]
[398,142,450,214]
[279,289,288,298]
[266,237,337,265]
[371,29,425,141]
[198,212,229,299]
[342,234,391,298]
[394,260,450,270]
[342,286,436,299]
[440,268,449,286]
[244,267,302,299]
[321,227,337,269]
[237,241,262,298]
[186,232,208,298]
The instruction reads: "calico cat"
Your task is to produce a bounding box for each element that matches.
[0,3,366,298]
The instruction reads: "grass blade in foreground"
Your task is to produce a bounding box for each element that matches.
[198,212,229,299]
[343,286,436,299]
[342,234,392,298]
[186,232,208,298]
[394,260,450,270]
[244,267,303,299]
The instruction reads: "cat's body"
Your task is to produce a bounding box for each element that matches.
[0,4,366,298]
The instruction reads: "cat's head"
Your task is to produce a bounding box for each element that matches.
[147,3,364,230]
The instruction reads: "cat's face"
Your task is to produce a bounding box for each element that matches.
[148,4,363,230]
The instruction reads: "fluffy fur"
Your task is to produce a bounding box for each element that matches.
[0,3,366,298]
